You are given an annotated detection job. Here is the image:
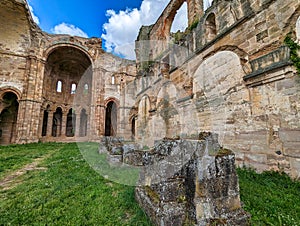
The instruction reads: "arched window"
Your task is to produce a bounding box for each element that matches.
[205,13,217,42]
[71,83,77,94]
[56,80,62,93]
[111,75,115,85]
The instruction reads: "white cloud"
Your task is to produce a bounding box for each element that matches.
[51,23,88,38]
[102,0,189,60]
[28,4,40,25]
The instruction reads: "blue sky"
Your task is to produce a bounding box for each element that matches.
[28,0,144,38]
[27,0,212,59]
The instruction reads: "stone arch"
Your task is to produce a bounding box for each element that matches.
[44,43,93,66]
[0,92,19,145]
[202,45,251,74]
[156,0,187,40]
[135,95,151,145]
[193,51,248,144]
[0,87,21,100]
[42,44,93,140]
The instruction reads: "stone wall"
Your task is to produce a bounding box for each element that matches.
[133,0,300,178]
[0,0,136,144]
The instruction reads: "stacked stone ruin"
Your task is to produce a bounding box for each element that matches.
[99,133,250,225]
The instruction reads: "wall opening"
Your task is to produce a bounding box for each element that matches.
[80,108,87,137]
[111,75,115,85]
[170,2,188,34]
[41,105,50,137]
[43,46,92,141]
[105,101,117,136]
[52,107,62,137]
[56,80,62,93]
[0,92,19,145]
[205,13,217,42]
[71,83,77,94]
[66,108,76,137]
[131,117,136,138]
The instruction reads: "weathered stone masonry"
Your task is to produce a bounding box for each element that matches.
[0,0,300,180]
[134,0,300,179]
[100,133,250,225]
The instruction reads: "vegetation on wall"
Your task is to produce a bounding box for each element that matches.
[284,35,300,74]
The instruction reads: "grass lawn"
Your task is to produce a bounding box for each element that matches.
[0,142,151,225]
[0,142,299,225]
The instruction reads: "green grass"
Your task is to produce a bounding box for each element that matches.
[0,143,152,225]
[0,142,62,180]
[0,143,299,225]
[237,167,300,226]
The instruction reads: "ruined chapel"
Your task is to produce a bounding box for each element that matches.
[0,0,300,178]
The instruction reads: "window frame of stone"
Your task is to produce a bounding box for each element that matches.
[56,80,63,93]
[111,75,115,85]
[83,83,89,95]
[70,82,77,94]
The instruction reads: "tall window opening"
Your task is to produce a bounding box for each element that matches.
[71,83,77,94]
[111,76,115,85]
[56,80,62,93]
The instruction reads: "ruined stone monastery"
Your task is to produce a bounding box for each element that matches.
[0,0,300,178]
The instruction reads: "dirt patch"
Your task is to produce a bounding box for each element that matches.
[0,156,48,190]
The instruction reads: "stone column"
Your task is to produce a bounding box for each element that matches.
[47,111,53,138]
[75,113,81,137]
[61,114,67,137]
[187,0,204,26]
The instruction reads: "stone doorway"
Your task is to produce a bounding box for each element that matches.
[105,101,117,136]
[0,92,19,145]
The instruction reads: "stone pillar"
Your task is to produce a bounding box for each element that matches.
[99,105,106,136]
[16,55,45,143]
[37,109,44,139]
[61,114,67,137]
[75,113,81,137]
[47,111,53,138]
[187,0,204,26]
